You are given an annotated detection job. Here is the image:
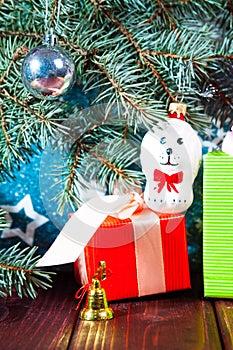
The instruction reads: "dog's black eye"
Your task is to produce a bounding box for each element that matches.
[160,137,166,144]
[177,138,183,145]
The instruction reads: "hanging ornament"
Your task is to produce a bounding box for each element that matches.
[21,29,76,99]
[140,102,202,214]
[78,261,114,321]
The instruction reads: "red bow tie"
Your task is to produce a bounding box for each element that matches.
[153,169,183,193]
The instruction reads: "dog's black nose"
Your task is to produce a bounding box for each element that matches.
[166,148,172,155]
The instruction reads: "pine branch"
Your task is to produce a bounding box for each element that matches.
[89,0,176,100]
[0,31,94,57]
[153,0,179,32]
[51,123,145,213]
[202,61,233,128]
[0,244,55,298]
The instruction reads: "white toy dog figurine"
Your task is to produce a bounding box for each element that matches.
[140,103,202,214]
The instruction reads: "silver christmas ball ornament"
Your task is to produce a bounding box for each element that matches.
[21,32,76,99]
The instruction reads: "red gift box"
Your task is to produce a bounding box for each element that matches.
[74,211,190,301]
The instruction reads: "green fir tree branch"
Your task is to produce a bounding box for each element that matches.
[0,244,55,299]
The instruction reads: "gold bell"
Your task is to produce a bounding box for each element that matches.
[79,261,114,321]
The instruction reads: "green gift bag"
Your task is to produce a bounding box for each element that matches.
[203,151,233,298]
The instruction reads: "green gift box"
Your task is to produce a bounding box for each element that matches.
[203,151,233,298]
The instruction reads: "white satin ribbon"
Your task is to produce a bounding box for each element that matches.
[132,210,166,296]
[36,193,153,267]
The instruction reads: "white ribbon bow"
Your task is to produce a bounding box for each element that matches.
[36,193,148,267]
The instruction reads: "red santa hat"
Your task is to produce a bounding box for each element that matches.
[168,102,186,121]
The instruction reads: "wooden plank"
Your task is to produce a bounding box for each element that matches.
[70,296,222,350]
[0,271,78,350]
[215,300,233,350]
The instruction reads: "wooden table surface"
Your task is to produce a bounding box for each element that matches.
[0,269,232,350]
